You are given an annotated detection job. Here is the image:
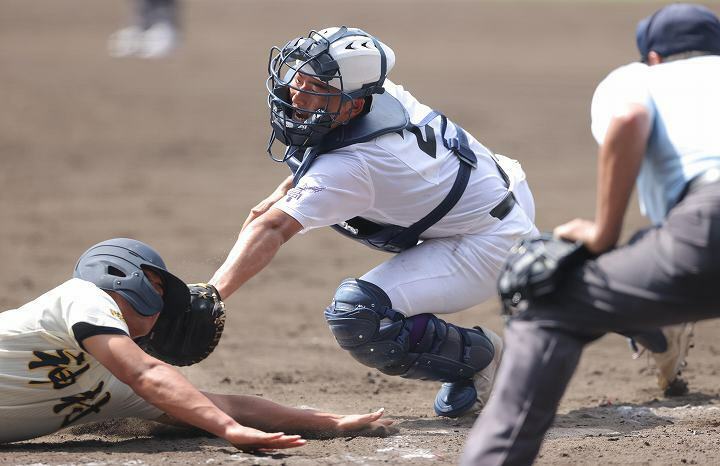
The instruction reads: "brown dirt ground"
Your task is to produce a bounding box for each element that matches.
[2,1,720,464]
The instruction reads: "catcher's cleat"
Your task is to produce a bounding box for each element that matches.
[434,379,476,418]
[433,328,504,417]
[472,328,504,408]
[652,323,694,396]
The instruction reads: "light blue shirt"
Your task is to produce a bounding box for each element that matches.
[591,56,720,225]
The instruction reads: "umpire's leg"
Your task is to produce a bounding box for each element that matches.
[462,183,720,465]
[460,321,590,466]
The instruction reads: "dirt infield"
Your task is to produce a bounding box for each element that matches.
[2,1,720,464]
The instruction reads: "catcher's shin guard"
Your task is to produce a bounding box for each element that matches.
[324,278,495,382]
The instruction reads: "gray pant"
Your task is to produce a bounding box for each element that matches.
[461,182,720,466]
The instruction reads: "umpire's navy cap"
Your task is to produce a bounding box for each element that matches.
[636,3,720,62]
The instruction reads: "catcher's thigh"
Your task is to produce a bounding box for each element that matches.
[359,233,517,317]
[359,176,537,317]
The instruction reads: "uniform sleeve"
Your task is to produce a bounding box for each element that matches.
[591,63,655,145]
[274,149,374,231]
[63,281,131,350]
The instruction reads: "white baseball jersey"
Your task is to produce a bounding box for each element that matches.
[275,80,532,240]
[591,55,720,225]
[0,278,161,443]
[274,80,538,316]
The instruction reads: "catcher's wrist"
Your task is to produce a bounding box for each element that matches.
[188,282,223,301]
[207,283,223,302]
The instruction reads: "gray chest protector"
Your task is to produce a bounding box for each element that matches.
[286,92,511,253]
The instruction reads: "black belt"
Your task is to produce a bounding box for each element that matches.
[490,191,517,220]
[680,167,720,201]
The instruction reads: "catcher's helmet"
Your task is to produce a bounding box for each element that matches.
[266,26,395,158]
[74,238,190,317]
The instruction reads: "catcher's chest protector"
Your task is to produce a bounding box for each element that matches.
[286,92,482,253]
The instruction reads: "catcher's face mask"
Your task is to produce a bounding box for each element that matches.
[266,26,392,161]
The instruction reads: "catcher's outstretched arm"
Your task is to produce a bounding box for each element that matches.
[83,334,306,451]
[241,175,294,232]
[210,207,302,300]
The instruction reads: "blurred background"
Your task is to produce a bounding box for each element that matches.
[0,0,662,304]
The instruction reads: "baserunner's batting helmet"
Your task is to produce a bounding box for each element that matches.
[74,238,190,316]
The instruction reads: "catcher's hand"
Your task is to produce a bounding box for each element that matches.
[142,283,226,366]
[497,234,592,317]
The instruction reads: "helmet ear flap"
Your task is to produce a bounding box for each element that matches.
[116,269,165,317]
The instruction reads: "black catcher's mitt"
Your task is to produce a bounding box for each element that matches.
[497,234,592,317]
[143,283,226,366]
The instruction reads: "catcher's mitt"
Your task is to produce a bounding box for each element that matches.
[142,283,226,366]
[497,234,592,317]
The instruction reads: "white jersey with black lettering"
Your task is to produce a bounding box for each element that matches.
[274,80,538,317]
[0,278,161,443]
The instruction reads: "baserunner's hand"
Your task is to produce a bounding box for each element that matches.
[225,424,306,452]
[335,408,395,436]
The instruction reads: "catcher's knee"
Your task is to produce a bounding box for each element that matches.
[324,278,495,382]
[324,278,400,354]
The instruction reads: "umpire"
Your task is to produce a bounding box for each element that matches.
[462,3,720,465]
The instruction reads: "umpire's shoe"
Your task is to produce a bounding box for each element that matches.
[434,328,504,417]
[652,323,694,396]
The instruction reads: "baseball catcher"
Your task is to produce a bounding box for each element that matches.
[207,26,540,418]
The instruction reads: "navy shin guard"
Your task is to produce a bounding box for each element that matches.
[325,278,495,382]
